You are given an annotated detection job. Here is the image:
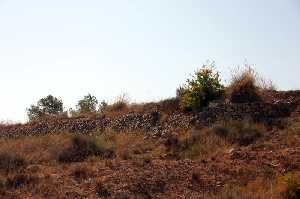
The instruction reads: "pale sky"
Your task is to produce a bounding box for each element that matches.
[0,0,299,122]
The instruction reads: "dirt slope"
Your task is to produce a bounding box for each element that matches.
[0,90,300,198]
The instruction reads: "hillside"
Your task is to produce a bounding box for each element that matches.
[0,90,299,198]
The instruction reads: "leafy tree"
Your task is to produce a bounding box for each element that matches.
[27,105,43,121]
[181,63,224,111]
[76,94,98,113]
[27,95,64,121]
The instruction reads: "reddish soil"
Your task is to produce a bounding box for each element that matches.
[1,90,300,198]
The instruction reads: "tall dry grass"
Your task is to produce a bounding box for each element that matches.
[226,66,262,103]
[226,66,276,103]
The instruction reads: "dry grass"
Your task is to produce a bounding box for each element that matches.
[164,129,230,160]
[226,66,262,103]
[0,126,297,198]
[205,176,289,199]
[70,165,96,182]
[0,152,27,174]
[0,133,71,164]
[163,120,266,161]
[0,127,232,166]
[5,173,38,190]
[103,132,163,160]
[212,119,266,146]
[0,131,162,165]
[0,132,161,198]
[57,135,115,163]
[105,94,130,114]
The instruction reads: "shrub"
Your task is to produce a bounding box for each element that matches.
[0,152,27,174]
[27,95,64,121]
[213,120,264,146]
[58,135,115,163]
[76,94,98,113]
[180,63,224,111]
[106,94,129,112]
[98,100,108,114]
[176,85,187,99]
[226,66,262,103]
[282,172,300,199]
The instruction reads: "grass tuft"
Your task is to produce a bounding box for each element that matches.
[58,135,115,163]
[226,66,262,103]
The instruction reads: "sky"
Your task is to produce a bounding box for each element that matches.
[0,0,299,122]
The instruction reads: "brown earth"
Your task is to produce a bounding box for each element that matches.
[0,90,300,198]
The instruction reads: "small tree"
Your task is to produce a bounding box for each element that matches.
[181,64,224,111]
[76,94,98,113]
[98,100,108,114]
[27,95,64,121]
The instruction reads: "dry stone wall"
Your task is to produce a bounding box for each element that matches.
[1,91,300,138]
[195,101,296,127]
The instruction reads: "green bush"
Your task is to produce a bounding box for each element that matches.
[27,95,64,121]
[76,94,98,113]
[180,64,224,111]
[282,172,300,199]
